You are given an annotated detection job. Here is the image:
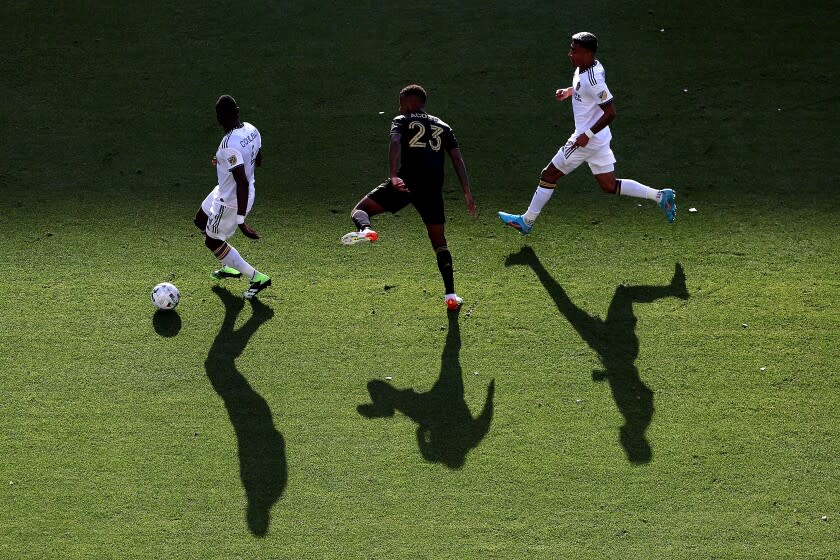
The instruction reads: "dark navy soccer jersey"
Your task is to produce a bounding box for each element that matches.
[390,112,459,188]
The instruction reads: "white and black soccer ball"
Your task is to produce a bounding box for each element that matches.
[151,282,180,311]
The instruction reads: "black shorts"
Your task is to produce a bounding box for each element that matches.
[367,178,445,225]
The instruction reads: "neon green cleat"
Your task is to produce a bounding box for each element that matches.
[211,266,242,280]
[244,272,271,299]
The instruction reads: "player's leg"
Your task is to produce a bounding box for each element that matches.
[194,208,209,232]
[344,196,384,245]
[425,224,461,310]
[589,149,676,222]
[343,180,409,245]
[416,190,461,310]
[205,200,270,298]
[499,138,583,234]
[602,174,676,223]
[199,189,242,280]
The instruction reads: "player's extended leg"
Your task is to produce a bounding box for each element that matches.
[342,196,383,245]
[594,172,677,223]
[499,162,565,234]
[426,224,462,310]
[195,208,241,280]
[204,235,270,299]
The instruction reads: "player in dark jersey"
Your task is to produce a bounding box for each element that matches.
[342,84,475,311]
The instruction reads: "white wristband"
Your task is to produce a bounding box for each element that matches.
[585,129,595,139]
[236,215,246,225]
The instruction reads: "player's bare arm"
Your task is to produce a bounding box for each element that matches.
[448,147,476,217]
[389,133,407,191]
[574,100,616,147]
[556,87,573,101]
[232,165,261,239]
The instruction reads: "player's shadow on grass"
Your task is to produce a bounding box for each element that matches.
[358,311,495,469]
[505,246,688,464]
[206,286,286,536]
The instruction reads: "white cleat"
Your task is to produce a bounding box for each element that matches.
[341,228,379,246]
[445,293,463,311]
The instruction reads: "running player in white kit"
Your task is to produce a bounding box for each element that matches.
[193,95,271,299]
[499,32,676,234]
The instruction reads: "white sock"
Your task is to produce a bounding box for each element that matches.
[221,245,258,279]
[618,179,659,201]
[523,186,555,223]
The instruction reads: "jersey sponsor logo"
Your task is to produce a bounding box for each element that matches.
[228,154,237,165]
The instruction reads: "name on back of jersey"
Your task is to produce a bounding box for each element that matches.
[239,130,259,148]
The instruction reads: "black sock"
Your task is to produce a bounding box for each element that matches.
[352,209,371,231]
[436,247,455,294]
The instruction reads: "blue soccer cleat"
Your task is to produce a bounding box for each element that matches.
[659,189,677,223]
[498,211,533,235]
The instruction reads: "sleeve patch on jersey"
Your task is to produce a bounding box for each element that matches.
[598,90,608,101]
[228,154,237,165]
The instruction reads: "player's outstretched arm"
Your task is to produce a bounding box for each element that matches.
[449,148,476,217]
[232,165,261,239]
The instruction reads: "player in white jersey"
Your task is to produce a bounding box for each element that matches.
[499,32,677,234]
[193,95,271,299]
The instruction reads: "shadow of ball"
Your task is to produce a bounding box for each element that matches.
[153,310,182,337]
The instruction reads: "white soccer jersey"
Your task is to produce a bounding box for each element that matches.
[571,60,613,146]
[214,122,261,210]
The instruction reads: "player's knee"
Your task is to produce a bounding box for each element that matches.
[204,235,223,251]
[599,179,619,194]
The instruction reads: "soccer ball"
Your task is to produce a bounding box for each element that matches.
[151,282,180,311]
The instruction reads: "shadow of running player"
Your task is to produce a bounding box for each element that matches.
[505,246,688,464]
[205,286,287,536]
[358,310,495,469]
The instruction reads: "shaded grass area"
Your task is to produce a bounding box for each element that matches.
[1,1,837,558]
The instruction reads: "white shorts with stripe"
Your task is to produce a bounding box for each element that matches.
[200,186,253,241]
[550,133,617,175]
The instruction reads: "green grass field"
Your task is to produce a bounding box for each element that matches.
[2,1,838,558]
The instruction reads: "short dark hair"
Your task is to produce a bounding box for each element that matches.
[572,31,598,53]
[399,84,427,103]
[215,94,239,116]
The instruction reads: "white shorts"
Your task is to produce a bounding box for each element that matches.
[550,134,616,175]
[200,186,253,241]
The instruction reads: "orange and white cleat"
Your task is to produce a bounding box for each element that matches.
[445,293,463,311]
[341,228,379,246]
